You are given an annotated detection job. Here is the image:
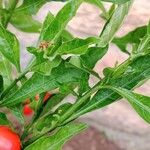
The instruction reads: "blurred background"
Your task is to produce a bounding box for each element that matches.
[9,0,150,150]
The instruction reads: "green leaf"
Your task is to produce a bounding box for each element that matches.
[0,25,20,71]
[85,0,108,18]
[27,47,45,65]
[0,9,10,27]
[57,37,99,55]
[68,46,108,95]
[40,12,54,34]
[136,25,150,54]
[41,11,74,43]
[0,75,3,94]
[32,57,62,75]
[15,0,48,15]
[42,93,67,115]
[0,52,12,88]
[1,62,84,106]
[101,0,131,4]
[0,0,2,8]
[25,123,87,150]
[105,86,150,123]
[27,46,62,75]
[40,0,83,41]
[0,112,9,125]
[80,46,108,69]
[75,55,150,116]
[61,30,74,42]
[33,103,73,134]
[10,13,41,33]
[98,1,132,47]
[113,26,147,53]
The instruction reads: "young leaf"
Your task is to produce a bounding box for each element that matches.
[0,25,20,71]
[98,1,132,47]
[10,13,41,33]
[40,0,83,41]
[57,37,100,55]
[28,46,62,75]
[105,86,150,123]
[24,123,87,150]
[0,112,9,125]
[41,12,54,34]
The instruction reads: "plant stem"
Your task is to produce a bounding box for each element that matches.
[32,93,45,123]
[59,82,101,124]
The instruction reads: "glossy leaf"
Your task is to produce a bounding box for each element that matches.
[0,25,20,71]
[98,1,132,47]
[57,37,100,55]
[25,123,87,150]
[10,13,41,33]
[106,86,150,123]
[41,11,74,43]
[40,0,83,41]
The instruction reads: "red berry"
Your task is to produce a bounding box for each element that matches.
[0,126,21,150]
[43,92,52,103]
[23,104,34,116]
